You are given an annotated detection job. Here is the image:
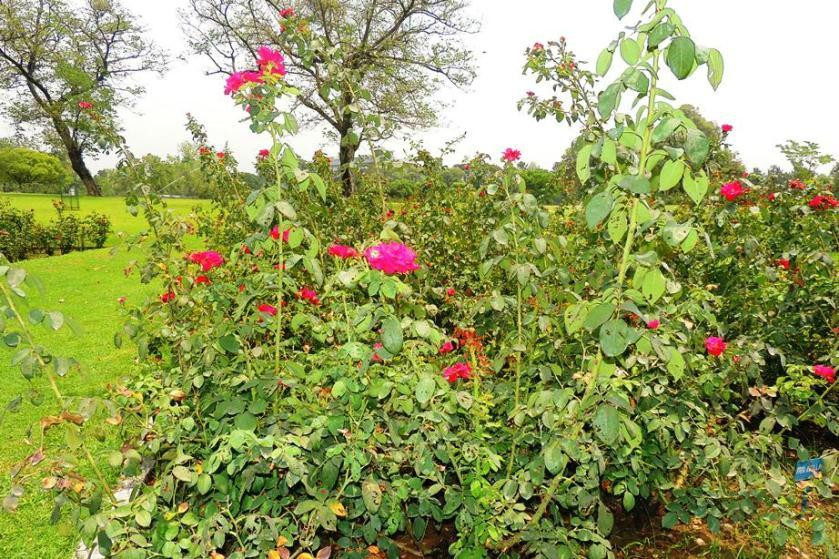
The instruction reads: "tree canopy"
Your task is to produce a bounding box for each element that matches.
[0,0,166,195]
[182,0,477,194]
[0,145,71,191]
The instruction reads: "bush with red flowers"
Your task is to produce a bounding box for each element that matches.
[7,3,836,559]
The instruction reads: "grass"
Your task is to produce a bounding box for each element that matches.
[0,194,204,558]
[0,192,207,246]
[0,247,156,558]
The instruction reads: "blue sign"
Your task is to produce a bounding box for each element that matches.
[794,458,823,482]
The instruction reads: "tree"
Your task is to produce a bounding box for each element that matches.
[0,0,166,195]
[182,0,476,195]
[95,143,213,198]
[776,140,835,179]
[0,145,71,191]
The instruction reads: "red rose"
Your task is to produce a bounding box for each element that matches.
[705,337,727,356]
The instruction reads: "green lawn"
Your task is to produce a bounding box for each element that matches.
[0,192,208,246]
[0,194,207,558]
[0,247,157,558]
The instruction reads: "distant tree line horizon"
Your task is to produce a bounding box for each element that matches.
[2,130,836,205]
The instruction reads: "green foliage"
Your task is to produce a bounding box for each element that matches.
[0,147,72,192]
[95,147,211,198]
[1,3,836,559]
[776,140,835,179]
[0,199,111,260]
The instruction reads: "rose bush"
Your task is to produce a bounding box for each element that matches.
[3,2,836,559]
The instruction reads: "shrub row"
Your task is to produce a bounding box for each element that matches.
[0,199,111,261]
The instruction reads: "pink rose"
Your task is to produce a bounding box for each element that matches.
[438,341,456,355]
[224,70,263,95]
[328,244,360,259]
[270,226,291,242]
[813,365,835,383]
[258,303,278,316]
[364,242,419,275]
[297,287,320,306]
[188,250,225,271]
[705,337,727,357]
[502,148,521,163]
[256,46,286,77]
[442,362,472,383]
[720,181,745,202]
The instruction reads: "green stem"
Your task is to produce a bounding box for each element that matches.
[493,352,603,552]
[270,131,287,378]
[506,184,525,479]
[798,380,838,423]
[0,281,116,501]
[614,198,639,303]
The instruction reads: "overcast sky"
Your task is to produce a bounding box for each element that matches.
[6,1,839,173]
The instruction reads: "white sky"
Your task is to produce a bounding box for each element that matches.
[6,1,839,173]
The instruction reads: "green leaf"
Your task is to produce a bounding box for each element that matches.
[601,137,617,166]
[707,48,724,90]
[683,169,708,205]
[135,510,151,528]
[218,334,240,354]
[659,160,684,191]
[620,38,641,65]
[585,192,614,229]
[4,332,21,347]
[613,0,633,19]
[584,302,615,332]
[362,479,382,513]
[564,303,588,335]
[667,347,686,380]
[599,319,631,357]
[6,268,25,288]
[648,22,674,50]
[596,48,614,77]
[624,69,649,94]
[381,317,403,355]
[593,405,620,444]
[642,268,666,304]
[623,491,636,511]
[598,83,623,119]
[662,511,678,529]
[666,36,696,80]
[172,466,194,483]
[681,229,699,253]
[607,209,628,244]
[651,117,680,144]
[685,129,710,166]
[662,223,691,246]
[544,441,567,474]
[619,175,651,194]
[415,375,436,405]
[576,143,594,184]
[197,474,212,495]
[598,502,615,536]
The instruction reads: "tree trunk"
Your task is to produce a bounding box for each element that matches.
[67,145,101,196]
[51,115,102,196]
[339,138,357,197]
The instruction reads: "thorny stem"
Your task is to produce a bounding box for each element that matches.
[269,128,287,378]
[506,180,526,480]
[493,352,604,552]
[615,45,660,303]
[0,281,116,500]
